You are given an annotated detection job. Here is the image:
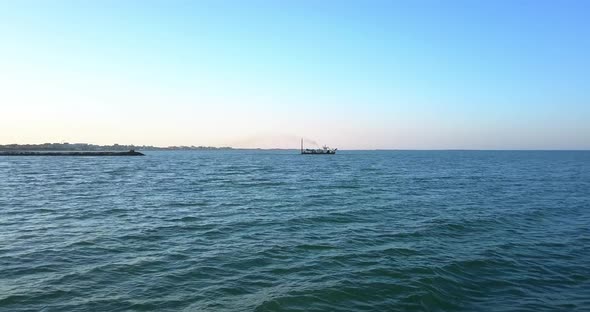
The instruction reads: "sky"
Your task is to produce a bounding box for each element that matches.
[1,0,589,149]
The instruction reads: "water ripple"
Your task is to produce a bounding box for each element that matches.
[1,151,589,311]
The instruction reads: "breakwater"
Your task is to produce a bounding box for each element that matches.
[0,150,144,156]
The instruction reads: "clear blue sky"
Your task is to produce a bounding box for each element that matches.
[1,0,588,149]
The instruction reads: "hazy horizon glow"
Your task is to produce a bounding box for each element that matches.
[1,1,589,149]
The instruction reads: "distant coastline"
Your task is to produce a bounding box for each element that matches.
[0,143,233,152]
[2,144,588,152]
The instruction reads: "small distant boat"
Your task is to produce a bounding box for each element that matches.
[300,138,337,155]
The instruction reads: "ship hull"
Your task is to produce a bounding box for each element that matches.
[301,151,336,155]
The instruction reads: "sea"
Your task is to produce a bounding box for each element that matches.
[1,150,589,311]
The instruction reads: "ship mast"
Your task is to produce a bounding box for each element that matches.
[301,138,303,154]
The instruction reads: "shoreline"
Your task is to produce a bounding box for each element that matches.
[0,150,144,156]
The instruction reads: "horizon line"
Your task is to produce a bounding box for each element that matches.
[1,143,589,151]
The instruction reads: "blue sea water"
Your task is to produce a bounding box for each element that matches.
[1,150,589,311]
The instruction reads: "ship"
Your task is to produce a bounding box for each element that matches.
[300,138,337,154]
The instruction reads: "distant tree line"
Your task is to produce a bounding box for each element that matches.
[0,143,233,151]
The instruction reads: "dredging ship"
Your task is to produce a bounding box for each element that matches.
[300,138,337,154]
